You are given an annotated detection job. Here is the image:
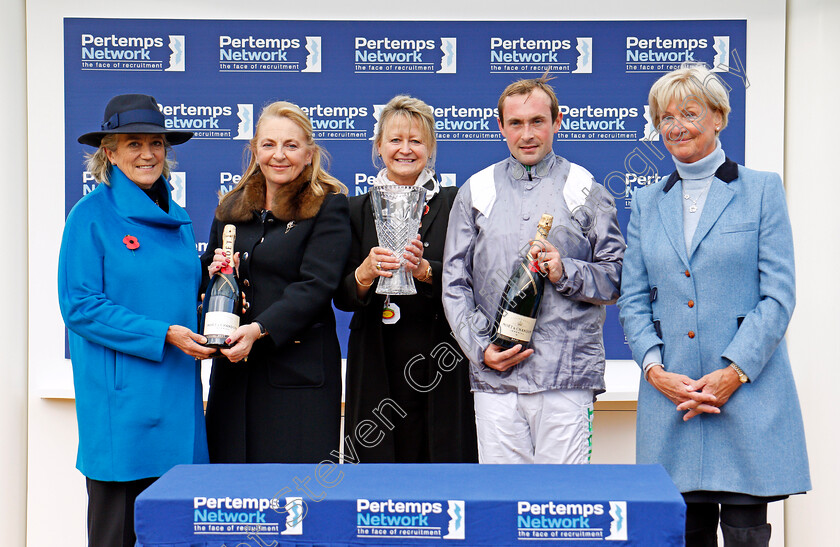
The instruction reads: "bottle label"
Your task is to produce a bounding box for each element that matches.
[204,311,240,337]
[498,310,536,342]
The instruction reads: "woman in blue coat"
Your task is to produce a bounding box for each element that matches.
[617,65,810,547]
[58,94,215,547]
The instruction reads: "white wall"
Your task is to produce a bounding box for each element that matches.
[16,1,836,546]
[0,1,28,546]
[784,0,840,545]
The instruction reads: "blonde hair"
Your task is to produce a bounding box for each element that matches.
[219,101,347,209]
[497,73,559,126]
[648,63,731,134]
[84,134,174,185]
[373,95,437,169]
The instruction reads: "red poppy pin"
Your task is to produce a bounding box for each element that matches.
[123,235,140,251]
[423,204,430,216]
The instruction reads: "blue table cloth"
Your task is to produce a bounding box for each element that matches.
[135,464,685,546]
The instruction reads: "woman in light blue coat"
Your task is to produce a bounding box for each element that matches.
[58,94,216,547]
[617,65,810,547]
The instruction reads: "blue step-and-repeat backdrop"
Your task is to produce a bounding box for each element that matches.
[64,19,747,359]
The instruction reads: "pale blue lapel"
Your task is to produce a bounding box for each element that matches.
[688,178,734,259]
[657,185,690,269]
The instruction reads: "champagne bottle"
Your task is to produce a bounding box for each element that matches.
[492,214,554,350]
[201,224,242,349]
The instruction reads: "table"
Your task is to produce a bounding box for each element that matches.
[135,464,685,546]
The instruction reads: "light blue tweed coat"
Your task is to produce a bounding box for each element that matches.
[617,158,810,496]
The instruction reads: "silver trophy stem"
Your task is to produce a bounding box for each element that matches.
[370,184,427,296]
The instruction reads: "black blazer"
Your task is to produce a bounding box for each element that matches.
[201,192,351,463]
[334,186,478,463]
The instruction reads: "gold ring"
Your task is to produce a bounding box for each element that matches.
[376,261,381,270]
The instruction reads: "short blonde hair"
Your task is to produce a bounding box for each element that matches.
[84,134,174,185]
[648,63,731,134]
[219,101,347,209]
[373,95,437,169]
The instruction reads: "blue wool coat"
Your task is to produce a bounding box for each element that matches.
[617,158,811,496]
[58,166,208,482]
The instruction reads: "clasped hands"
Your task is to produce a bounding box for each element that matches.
[647,365,743,421]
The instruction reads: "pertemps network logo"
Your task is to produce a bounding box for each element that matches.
[303,36,322,72]
[444,501,465,539]
[640,105,659,142]
[158,102,253,140]
[193,496,282,536]
[300,104,370,141]
[354,36,456,74]
[711,36,730,72]
[489,37,592,74]
[432,104,501,142]
[169,172,186,207]
[372,103,500,142]
[236,104,254,140]
[439,38,457,73]
[281,497,304,535]
[166,35,185,71]
[625,34,730,73]
[370,104,388,141]
[80,33,184,72]
[516,500,627,541]
[356,499,465,540]
[218,34,321,73]
[607,501,627,541]
[558,104,641,142]
[574,38,593,73]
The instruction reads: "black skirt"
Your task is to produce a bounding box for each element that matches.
[682,491,791,505]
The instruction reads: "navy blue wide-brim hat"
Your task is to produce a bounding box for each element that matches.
[78,93,193,147]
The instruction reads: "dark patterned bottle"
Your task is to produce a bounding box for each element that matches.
[201,224,242,349]
[492,214,553,349]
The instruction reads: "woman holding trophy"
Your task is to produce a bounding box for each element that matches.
[335,95,478,463]
[201,101,350,463]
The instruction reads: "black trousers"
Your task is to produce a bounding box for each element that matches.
[685,502,768,547]
[86,477,157,547]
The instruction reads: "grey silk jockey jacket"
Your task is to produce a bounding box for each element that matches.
[442,152,625,395]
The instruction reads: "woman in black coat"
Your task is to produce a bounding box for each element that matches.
[201,101,350,463]
[335,95,478,463]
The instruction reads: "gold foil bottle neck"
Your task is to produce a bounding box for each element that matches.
[536,214,553,239]
[222,224,237,261]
